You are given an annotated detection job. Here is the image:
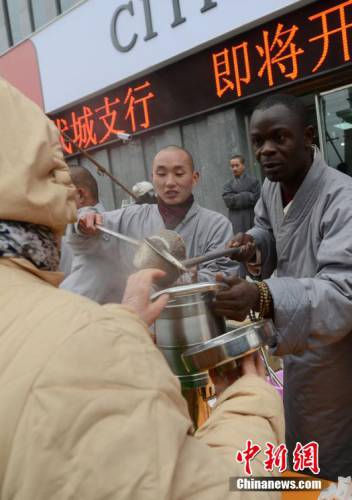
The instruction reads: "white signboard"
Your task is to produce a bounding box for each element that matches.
[32,0,312,112]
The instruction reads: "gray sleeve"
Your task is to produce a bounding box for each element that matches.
[252,179,261,205]
[66,207,124,257]
[247,193,277,278]
[197,216,244,282]
[222,181,238,209]
[267,194,352,356]
[222,179,260,210]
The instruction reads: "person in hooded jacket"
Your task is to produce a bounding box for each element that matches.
[0,78,284,500]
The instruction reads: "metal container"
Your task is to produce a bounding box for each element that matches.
[152,283,226,389]
[182,319,277,373]
[133,229,187,288]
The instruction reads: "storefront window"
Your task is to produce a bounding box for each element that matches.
[7,0,32,44]
[60,0,81,12]
[0,2,10,53]
[320,86,352,175]
[31,0,58,30]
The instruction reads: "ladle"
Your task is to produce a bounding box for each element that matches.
[96,224,243,285]
[96,225,141,248]
[182,246,242,268]
[96,225,187,287]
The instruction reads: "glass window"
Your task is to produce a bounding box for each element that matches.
[31,0,58,30]
[320,86,352,176]
[7,0,32,44]
[0,2,10,53]
[60,0,81,12]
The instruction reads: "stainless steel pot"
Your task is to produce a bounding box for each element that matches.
[152,283,226,389]
[182,319,277,373]
[152,285,279,428]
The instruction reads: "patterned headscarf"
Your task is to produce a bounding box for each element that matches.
[0,220,60,271]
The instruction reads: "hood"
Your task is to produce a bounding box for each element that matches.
[0,79,77,235]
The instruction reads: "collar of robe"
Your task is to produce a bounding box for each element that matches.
[157,195,194,229]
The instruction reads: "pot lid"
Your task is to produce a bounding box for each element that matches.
[181,320,277,373]
[151,282,224,301]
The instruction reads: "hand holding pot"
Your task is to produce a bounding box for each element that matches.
[122,269,170,326]
[210,352,266,396]
[213,273,259,321]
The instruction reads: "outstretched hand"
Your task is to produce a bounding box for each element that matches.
[122,269,169,326]
[213,273,259,321]
[210,352,266,396]
[78,212,103,235]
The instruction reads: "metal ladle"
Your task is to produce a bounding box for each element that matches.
[96,224,243,286]
[96,225,187,287]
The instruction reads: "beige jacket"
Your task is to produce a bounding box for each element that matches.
[0,79,284,499]
[0,259,284,500]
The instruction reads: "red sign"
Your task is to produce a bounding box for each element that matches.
[52,0,352,155]
[54,81,155,154]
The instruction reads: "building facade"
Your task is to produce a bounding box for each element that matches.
[1,0,351,214]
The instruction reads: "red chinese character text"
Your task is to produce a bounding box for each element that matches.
[309,0,352,73]
[54,118,73,155]
[232,42,251,97]
[95,96,125,144]
[263,442,288,473]
[256,23,304,86]
[292,441,320,475]
[212,48,235,97]
[235,440,261,475]
[124,81,155,132]
[70,106,98,149]
[212,43,251,98]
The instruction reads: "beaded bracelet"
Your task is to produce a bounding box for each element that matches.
[252,281,273,319]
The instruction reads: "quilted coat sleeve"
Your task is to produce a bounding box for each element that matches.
[2,306,283,500]
[65,206,125,257]
[196,212,245,281]
[247,182,277,278]
[266,183,352,356]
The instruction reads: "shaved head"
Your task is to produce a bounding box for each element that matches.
[152,145,199,205]
[155,145,194,171]
[69,165,99,203]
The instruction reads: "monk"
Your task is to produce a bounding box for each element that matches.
[214,93,352,481]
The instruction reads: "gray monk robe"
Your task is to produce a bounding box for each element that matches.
[248,148,352,481]
[62,202,240,304]
[60,202,105,278]
[222,171,260,233]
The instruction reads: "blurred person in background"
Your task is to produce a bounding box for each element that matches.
[59,165,104,277]
[132,180,157,204]
[222,154,260,234]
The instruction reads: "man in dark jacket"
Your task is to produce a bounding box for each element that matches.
[222,155,260,233]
